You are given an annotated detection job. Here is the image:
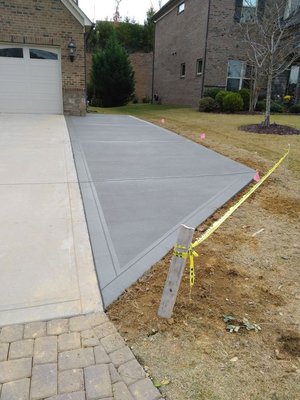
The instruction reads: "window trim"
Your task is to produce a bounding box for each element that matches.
[284,0,300,19]
[178,2,185,14]
[235,0,264,23]
[196,59,203,76]
[226,59,252,91]
[180,62,186,78]
[242,0,257,6]
[240,0,258,22]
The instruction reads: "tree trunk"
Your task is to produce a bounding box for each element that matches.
[249,67,256,112]
[264,72,272,127]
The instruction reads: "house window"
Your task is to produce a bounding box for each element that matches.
[241,0,258,22]
[0,48,23,58]
[180,63,186,78]
[284,0,300,19]
[30,49,58,60]
[178,2,185,14]
[226,60,252,91]
[196,59,203,75]
[289,66,300,85]
[243,0,256,5]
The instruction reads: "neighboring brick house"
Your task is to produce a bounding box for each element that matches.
[152,0,300,106]
[0,0,92,115]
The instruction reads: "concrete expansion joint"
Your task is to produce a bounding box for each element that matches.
[0,312,163,400]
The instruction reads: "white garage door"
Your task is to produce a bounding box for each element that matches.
[0,44,63,114]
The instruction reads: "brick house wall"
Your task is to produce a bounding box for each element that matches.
[153,0,210,106]
[153,0,250,106]
[0,0,89,115]
[153,0,300,106]
[204,0,248,89]
[129,52,153,102]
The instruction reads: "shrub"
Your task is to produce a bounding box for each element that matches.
[255,100,266,111]
[258,93,266,101]
[203,87,222,99]
[239,88,250,111]
[255,100,286,113]
[270,101,284,113]
[215,90,230,107]
[199,97,218,112]
[223,92,244,113]
[90,97,102,107]
[142,95,151,103]
[215,90,236,110]
[289,104,300,114]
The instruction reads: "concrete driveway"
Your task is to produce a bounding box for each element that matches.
[0,114,102,326]
[67,114,254,307]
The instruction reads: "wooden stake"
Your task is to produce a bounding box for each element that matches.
[158,224,195,319]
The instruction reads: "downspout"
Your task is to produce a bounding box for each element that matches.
[84,23,95,112]
[201,0,211,98]
[151,21,156,103]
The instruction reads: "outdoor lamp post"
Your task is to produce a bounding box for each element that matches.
[68,39,76,62]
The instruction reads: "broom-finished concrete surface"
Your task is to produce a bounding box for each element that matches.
[67,114,254,307]
[0,114,102,327]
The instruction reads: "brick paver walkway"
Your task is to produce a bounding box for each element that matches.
[0,313,163,400]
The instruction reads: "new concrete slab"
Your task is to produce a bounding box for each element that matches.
[0,114,102,327]
[67,114,254,307]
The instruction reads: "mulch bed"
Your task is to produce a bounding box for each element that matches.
[240,123,300,135]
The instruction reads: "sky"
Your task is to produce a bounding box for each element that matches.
[78,0,168,24]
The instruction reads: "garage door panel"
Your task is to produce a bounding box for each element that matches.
[0,44,62,114]
[4,100,34,114]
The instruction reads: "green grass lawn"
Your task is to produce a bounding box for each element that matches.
[88,104,300,174]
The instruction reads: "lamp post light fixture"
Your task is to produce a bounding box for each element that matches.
[68,38,76,62]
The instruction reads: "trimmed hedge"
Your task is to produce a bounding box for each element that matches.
[255,100,285,113]
[270,101,285,113]
[203,88,222,99]
[215,90,231,108]
[223,93,244,112]
[289,104,300,114]
[199,97,218,112]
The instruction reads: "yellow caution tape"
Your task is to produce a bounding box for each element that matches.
[173,244,198,295]
[191,147,290,250]
[172,147,290,298]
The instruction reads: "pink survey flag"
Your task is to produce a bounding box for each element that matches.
[200,133,206,140]
[253,170,260,182]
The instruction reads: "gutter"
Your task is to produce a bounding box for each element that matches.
[152,0,180,23]
[61,0,92,27]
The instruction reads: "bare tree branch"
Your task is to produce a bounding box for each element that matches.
[239,0,300,125]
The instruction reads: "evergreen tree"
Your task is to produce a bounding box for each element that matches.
[91,36,135,107]
[87,9,155,54]
[143,7,155,53]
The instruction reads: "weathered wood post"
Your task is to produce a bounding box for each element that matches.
[158,224,195,319]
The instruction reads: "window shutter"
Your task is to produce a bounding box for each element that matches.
[234,0,243,22]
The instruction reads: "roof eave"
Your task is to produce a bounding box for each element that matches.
[60,0,93,27]
[152,0,180,22]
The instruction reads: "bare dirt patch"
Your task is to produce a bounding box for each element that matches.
[106,110,300,400]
